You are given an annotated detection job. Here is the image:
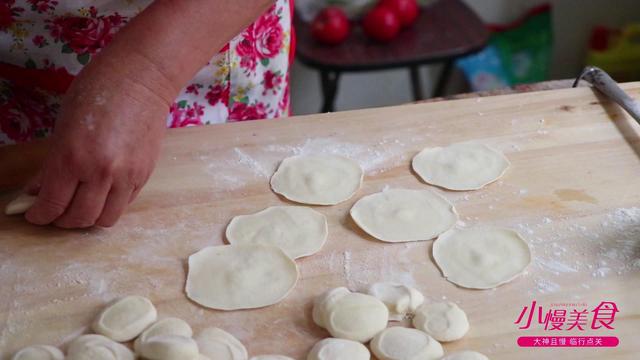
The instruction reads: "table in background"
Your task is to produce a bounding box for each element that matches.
[294,0,489,112]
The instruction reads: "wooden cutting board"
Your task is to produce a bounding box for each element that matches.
[1,83,640,360]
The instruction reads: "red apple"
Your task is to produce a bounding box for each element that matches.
[362,6,401,42]
[311,7,351,45]
[380,0,420,28]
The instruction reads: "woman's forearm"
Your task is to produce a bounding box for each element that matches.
[85,0,275,103]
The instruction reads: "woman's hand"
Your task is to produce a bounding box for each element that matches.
[25,59,171,228]
[23,0,276,228]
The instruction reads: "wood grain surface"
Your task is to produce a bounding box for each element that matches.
[1,83,640,359]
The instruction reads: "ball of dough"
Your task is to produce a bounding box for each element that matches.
[195,327,247,360]
[441,351,489,360]
[137,335,199,360]
[250,356,294,360]
[270,155,363,205]
[226,206,328,259]
[312,288,389,342]
[367,283,424,321]
[312,287,351,328]
[412,302,469,342]
[371,327,444,360]
[134,317,193,354]
[11,345,64,360]
[325,292,389,343]
[67,334,134,360]
[350,189,458,242]
[92,295,157,342]
[306,338,370,360]
[412,143,509,191]
[433,227,531,289]
[186,244,298,310]
[4,194,37,215]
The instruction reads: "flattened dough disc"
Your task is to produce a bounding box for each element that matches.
[226,206,328,259]
[270,155,363,205]
[412,143,509,191]
[350,189,457,242]
[186,245,298,310]
[433,227,531,289]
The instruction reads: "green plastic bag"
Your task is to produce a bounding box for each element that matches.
[457,4,553,91]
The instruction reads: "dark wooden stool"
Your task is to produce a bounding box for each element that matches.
[294,0,490,112]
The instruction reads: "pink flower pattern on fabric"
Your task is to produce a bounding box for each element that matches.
[0,0,292,145]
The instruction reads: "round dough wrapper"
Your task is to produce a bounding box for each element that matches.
[413,302,469,342]
[270,155,363,205]
[326,293,389,343]
[67,334,134,360]
[367,283,424,321]
[433,227,531,289]
[4,194,37,215]
[412,143,509,191]
[134,317,193,354]
[186,245,298,310]
[11,345,64,360]
[137,335,199,360]
[92,295,157,342]
[441,351,489,360]
[195,327,248,360]
[306,338,370,360]
[312,287,351,328]
[350,189,458,242]
[226,206,328,259]
[371,327,444,360]
[250,356,294,360]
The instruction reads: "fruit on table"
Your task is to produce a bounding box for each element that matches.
[363,6,401,42]
[380,0,420,28]
[311,7,351,45]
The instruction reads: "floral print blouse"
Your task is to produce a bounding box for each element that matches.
[0,0,293,145]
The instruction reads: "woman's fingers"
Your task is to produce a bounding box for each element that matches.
[96,184,133,227]
[53,180,112,229]
[23,171,43,195]
[25,171,78,226]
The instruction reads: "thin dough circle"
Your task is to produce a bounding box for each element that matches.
[11,345,64,360]
[226,206,328,259]
[441,351,489,360]
[67,334,134,360]
[195,327,247,360]
[4,194,37,215]
[412,143,509,191]
[137,335,199,360]
[92,295,157,342]
[433,227,531,289]
[412,302,469,342]
[306,338,370,360]
[350,189,458,242]
[186,245,298,310]
[134,317,193,354]
[270,155,363,205]
[370,327,444,360]
[367,283,424,321]
[325,293,389,343]
[250,356,294,360]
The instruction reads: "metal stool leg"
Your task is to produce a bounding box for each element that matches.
[320,70,340,113]
[410,65,424,101]
[433,60,454,98]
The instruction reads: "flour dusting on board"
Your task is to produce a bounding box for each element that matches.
[495,206,640,296]
[200,137,413,192]
[267,137,410,174]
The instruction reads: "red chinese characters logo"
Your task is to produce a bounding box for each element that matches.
[515,301,619,331]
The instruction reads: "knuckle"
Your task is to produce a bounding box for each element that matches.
[39,197,67,217]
